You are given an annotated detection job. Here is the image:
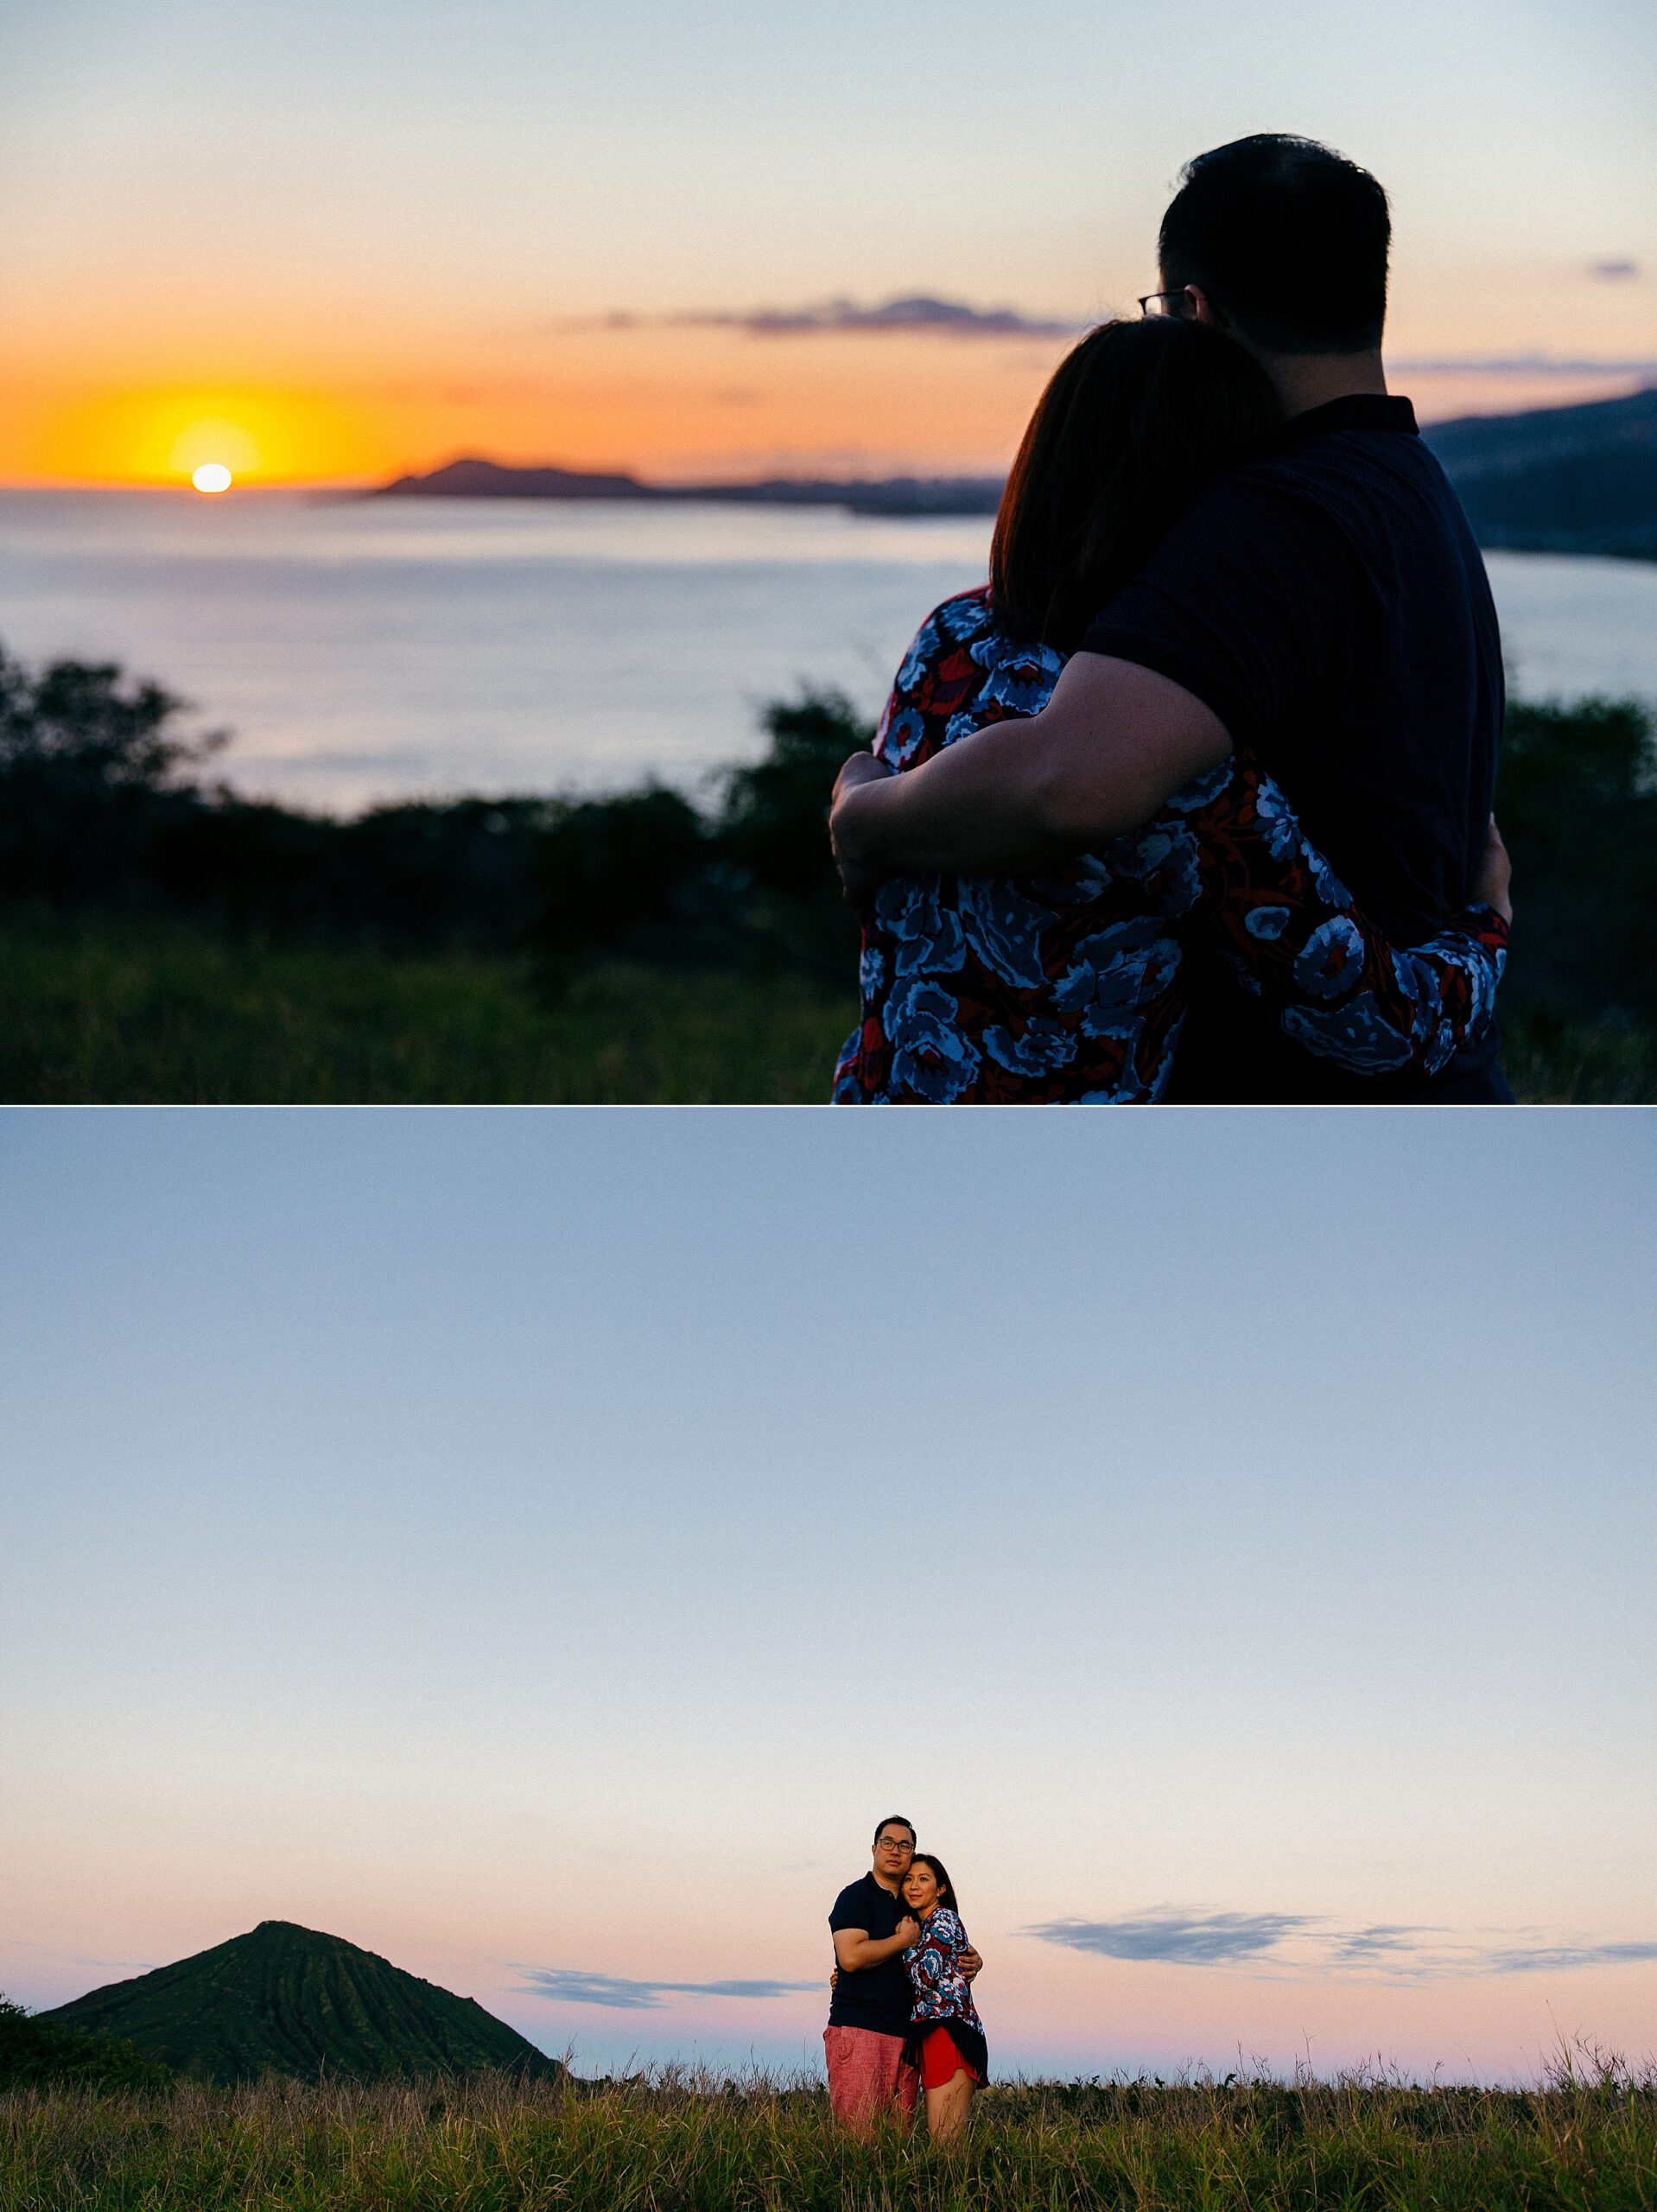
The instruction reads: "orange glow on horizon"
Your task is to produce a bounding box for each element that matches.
[3,333,1647,493]
[1,333,1066,489]
[22,385,380,487]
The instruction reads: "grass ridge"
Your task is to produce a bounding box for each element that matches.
[3,2050,1651,2211]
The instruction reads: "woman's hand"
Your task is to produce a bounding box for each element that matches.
[1475,814,1513,925]
[829,751,895,902]
[894,1914,921,1948]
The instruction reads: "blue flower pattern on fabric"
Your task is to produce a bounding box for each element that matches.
[1253,779,1301,861]
[1281,991,1417,1073]
[1294,913,1367,998]
[885,978,981,1102]
[904,1908,985,2036]
[1053,917,1184,1035]
[1107,817,1203,916]
[873,875,967,979]
[832,588,1509,1103]
[983,1017,1078,1077]
[1245,905,1292,939]
[958,877,1056,990]
[879,702,929,770]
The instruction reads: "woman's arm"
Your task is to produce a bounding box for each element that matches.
[1187,759,1509,1077]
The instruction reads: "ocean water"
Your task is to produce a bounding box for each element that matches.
[2,487,1654,815]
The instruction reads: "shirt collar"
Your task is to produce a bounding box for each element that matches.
[1279,394,1419,447]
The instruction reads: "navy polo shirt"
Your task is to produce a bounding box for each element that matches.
[828,1872,913,2035]
[1080,394,1508,1102]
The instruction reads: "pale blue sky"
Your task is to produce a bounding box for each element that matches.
[3,0,1654,483]
[4,0,1653,333]
[2,1109,1653,2079]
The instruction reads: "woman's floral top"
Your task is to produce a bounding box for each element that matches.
[833,588,1509,1103]
[904,1907,984,2034]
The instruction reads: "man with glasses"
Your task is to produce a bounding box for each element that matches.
[832,134,1508,1103]
[823,1815,981,2132]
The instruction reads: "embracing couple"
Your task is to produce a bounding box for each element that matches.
[830,134,1514,1105]
[824,1815,986,2144]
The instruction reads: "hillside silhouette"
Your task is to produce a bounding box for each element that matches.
[41,1921,562,2085]
[375,386,1657,551]
[1423,385,1657,558]
[373,455,1004,516]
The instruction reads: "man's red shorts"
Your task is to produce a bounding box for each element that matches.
[822,2025,919,2129]
[919,2024,981,2089]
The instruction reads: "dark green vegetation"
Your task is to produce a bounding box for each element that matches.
[1423,388,1657,562]
[0,1998,172,2094]
[39,1923,562,2088]
[0,917,854,1102]
[2,2060,1652,2210]
[0,643,858,983]
[3,637,1654,1101]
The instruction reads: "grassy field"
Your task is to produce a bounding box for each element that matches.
[2,911,1652,1106]
[3,2063,1652,2211]
[0,914,857,1105]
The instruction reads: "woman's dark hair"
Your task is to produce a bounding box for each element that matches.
[1159,134,1390,354]
[906,1853,957,1913]
[988,316,1279,650]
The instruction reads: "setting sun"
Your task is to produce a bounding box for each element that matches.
[192,462,232,493]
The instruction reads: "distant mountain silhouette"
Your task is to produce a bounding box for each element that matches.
[373,385,1657,552]
[41,1921,562,2086]
[1421,386,1657,557]
[371,456,1003,517]
[378,457,655,500]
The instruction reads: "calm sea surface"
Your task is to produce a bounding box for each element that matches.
[3,488,1654,814]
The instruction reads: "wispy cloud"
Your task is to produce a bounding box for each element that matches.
[566,296,1086,342]
[1030,1911,1315,1965]
[1327,1924,1438,1965]
[1586,260,1640,281]
[1486,1941,1657,1974]
[1025,1910,1657,1983]
[1389,352,1657,377]
[515,1967,820,2011]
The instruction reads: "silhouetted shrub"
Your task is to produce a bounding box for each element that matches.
[3,637,1649,1016]
[719,688,872,899]
[0,1993,174,2091]
[528,786,711,960]
[1495,694,1657,1016]
[0,645,221,902]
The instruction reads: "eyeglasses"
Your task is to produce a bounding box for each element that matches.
[1137,289,1193,319]
[875,1837,913,1851]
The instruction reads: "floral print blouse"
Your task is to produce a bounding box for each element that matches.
[833,588,1509,1103]
[904,1907,984,2034]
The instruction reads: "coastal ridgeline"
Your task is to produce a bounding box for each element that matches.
[372,386,1657,560]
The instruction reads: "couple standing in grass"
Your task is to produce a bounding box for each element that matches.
[824,1816,987,2143]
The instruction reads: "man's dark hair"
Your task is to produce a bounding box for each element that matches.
[1159,135,1390,354]
[873,1815,916,1847]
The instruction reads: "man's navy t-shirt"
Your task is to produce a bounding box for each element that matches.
[1080,394,1508,1102]
[828,1872,912,2035]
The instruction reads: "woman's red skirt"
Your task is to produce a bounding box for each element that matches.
[919,2024,981,2089]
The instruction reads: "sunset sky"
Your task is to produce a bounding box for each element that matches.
[3,1110,1653,2082]
[3,0,1654,486]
